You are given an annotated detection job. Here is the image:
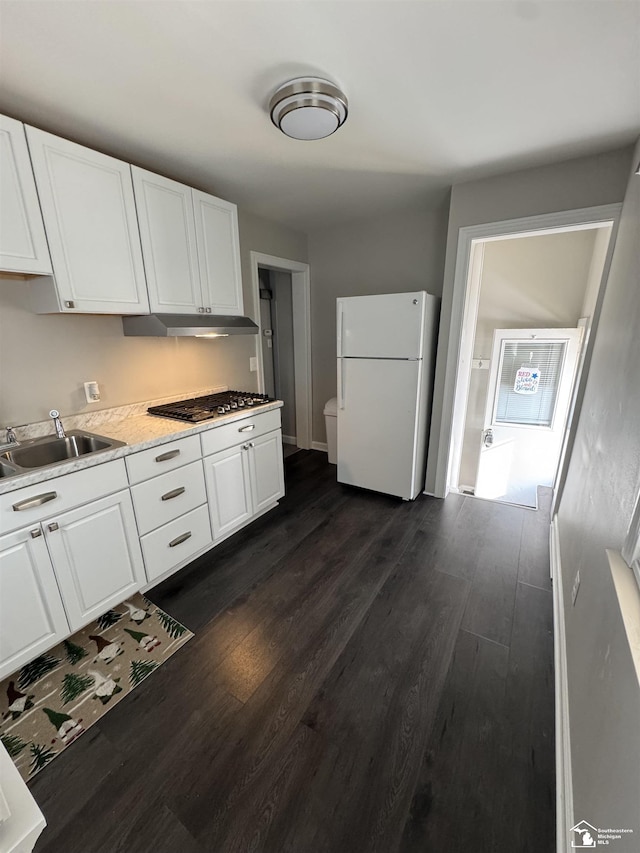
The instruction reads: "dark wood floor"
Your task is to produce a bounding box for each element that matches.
[30,451,555,853]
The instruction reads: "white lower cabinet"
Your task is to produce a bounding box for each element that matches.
[140,504,212,583]
[204,443,254,540]
[204,428,284,541]
[43,490,145,632]
[0,527,69,681]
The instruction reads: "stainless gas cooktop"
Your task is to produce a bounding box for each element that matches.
[147,391,273,423]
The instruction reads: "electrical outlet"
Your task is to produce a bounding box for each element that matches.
[83,381,100,403]
[249,357,258,372]
[571,570,581,606]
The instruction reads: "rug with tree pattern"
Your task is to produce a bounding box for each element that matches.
[0,593,192,780]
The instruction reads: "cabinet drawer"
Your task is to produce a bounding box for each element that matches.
[201,408,281,457]
[0,459,128,536]
[131,460,206,535]
[140,504,212,583]
[126,434,201,484]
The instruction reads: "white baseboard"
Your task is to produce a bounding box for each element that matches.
[551,515,573,853]
[311,441,328,453]
[282,435,297,445]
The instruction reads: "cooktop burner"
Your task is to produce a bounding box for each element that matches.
[148,391,273,423]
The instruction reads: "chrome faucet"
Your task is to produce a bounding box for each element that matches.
[5,427,18,444]
[49,409,66,438]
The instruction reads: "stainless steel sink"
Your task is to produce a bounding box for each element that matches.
[0,430,126,474]
[0,459,19,478]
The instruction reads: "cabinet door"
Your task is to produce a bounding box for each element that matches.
[25,127,149,314]
[0,115,52,274]
[192,189,244,315]
[204,445,253,540]
[248,429,285,514]
[44,490,146,631]
[132,166,202,314]
[0,527,69,681]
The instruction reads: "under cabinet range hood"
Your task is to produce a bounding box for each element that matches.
[122,314,259,337]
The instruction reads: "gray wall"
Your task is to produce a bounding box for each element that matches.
[307,195,449,443]
[426,145,634,494]
[0,209,307,426]
[556,140,640,845]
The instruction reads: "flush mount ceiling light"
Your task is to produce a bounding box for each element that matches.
[269,77,348,140]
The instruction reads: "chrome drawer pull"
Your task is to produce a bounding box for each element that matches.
[161,486,186,502]
[30,528,42,539]
[238,424,255,432]
[12,491,58,512]
[48,522,59,532]
[155,449,180,462]
[169,531,192,548]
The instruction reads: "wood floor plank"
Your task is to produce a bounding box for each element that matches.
[279,530,469,853]
[172,500,417,845]
[502,581,555,852]
[518,490,553,591]
[399,629,512,853]
[27,452,555,853]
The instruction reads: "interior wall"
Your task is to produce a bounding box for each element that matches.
[426,144,634,495]
[556,139,640,844]
[0,209,307,426]
[307,195,449,443]
[458,228,599,488]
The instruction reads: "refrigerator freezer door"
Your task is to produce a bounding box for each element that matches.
[337,358,422,499]
[337,292,426,359]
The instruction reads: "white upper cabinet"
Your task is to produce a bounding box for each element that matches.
[0,114,52,274]
[193,189,244,315]
[132,164,243,316]
[25,126,149,314]
[131,166,201,313]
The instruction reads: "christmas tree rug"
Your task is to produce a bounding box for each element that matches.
[0,593,193,781]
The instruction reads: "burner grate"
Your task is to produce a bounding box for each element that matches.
[147,391,273,422]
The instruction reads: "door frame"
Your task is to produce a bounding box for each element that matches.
[431,203,622,501]
[249,251,312,450]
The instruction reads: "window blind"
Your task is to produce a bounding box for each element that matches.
[494,340,567,427]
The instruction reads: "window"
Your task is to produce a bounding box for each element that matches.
[494,340,567,427]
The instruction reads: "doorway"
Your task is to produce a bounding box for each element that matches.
[250,252,312,454]
[258,268,298,457]
[451,221,615,508]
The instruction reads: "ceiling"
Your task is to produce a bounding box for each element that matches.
[0,1,638,232]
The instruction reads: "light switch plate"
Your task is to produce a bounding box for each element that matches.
[249,357,258,372]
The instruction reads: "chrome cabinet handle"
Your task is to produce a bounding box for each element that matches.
[161,486,185,501]
[483,428,494,448]
[169,531,192,548]
[155,449,180,462]
[12,491,58,512]
[47,522,59,532]
[249,442,255,448]
[238,424,255,432]
[205,307,212,313]
[30,528,42,539]
[242,443,249,450]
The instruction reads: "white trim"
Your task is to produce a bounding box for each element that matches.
[311,441,328,453]
[282,434,297,445]
[433,203,623,499]
[551,515,574,853]
[250,252,312,450]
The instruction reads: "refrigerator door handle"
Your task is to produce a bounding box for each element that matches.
[338,359,345,409]
[337,302,344,358]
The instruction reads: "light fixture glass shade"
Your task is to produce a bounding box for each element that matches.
[270,77,348,140]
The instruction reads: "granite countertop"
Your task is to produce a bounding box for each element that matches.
[0,392,283,496]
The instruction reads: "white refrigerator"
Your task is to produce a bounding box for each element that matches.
[336,291,440,500]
